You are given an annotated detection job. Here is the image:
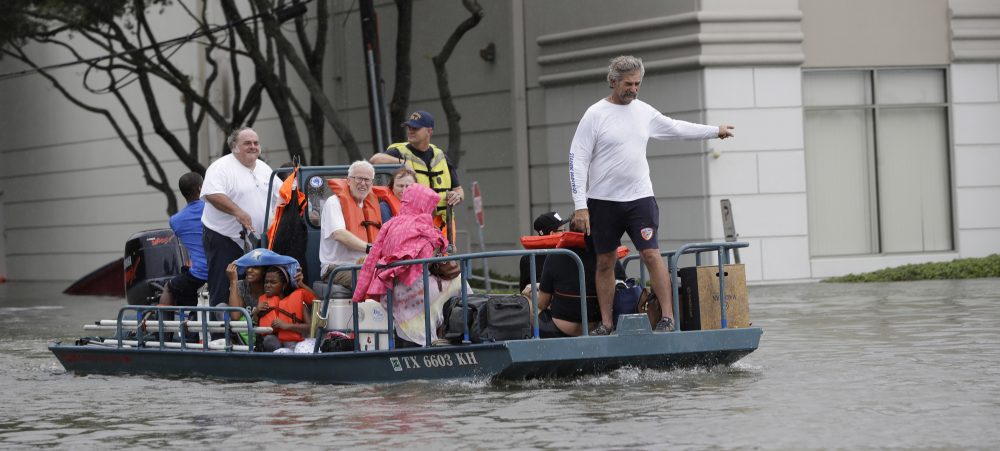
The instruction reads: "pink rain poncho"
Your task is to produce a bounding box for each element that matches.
[352,183,466,345]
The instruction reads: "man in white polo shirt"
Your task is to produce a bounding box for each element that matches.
[201,126,276,306]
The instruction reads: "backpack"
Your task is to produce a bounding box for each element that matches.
[612,278,643,325]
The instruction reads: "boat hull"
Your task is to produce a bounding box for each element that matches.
[49,327,762,384]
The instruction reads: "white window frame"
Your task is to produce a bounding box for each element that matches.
[803,67,954,257]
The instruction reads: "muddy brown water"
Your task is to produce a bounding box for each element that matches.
[1,279,998,449]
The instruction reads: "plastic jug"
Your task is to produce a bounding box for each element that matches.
[328,299,353,331]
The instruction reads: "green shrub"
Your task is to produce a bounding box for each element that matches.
[824,254,1000,282]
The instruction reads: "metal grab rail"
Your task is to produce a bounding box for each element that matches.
[312,248,588,353]
[622,241,749,331]
[114,305,255,351]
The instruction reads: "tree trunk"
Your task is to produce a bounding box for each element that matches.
[249,0,363,162]
[389,0,413,145]
[432,0,484,167]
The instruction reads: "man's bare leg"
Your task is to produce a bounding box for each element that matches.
[640,248,675,324]
[595,251,618,331]
[158,285,175,306]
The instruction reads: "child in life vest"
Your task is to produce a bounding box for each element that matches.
[256,265,316,352]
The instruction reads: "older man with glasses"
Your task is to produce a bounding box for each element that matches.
[319,160,382,289]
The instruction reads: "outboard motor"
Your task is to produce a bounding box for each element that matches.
[124,229,187,305]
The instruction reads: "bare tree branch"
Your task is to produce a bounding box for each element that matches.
[4,46,178,216]
[389,0,413,144]
[432,0,484,167]
[221,0,306,163]
[246,0,362,162]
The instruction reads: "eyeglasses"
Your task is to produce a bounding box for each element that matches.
[348,175,373,184]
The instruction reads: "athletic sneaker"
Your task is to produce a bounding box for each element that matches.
[654,317,676,332]
[590,323,614,336]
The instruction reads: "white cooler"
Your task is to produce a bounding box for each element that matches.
[351,300,390,351]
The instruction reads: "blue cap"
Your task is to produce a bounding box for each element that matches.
[402,111,434,129]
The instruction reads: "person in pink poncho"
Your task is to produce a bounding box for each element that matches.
[352,183,467,346]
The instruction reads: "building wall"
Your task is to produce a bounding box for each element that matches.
[327,0,523,269]
[800,0,950,67]
[950,0,1000,257]
[527,0,807,281]
[1,0,999,282]
[952,63,1000,256]
[0,4,313,281]
[0,5,208,281]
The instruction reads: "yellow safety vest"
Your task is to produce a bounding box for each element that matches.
[386,142,452,221]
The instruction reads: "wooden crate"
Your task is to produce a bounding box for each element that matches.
[677,264,750,330]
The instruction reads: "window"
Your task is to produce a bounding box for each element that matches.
[803,69,952,256]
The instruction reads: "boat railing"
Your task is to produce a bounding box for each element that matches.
[314,248,588,353]
[622,241,749,330]
[85,305,259,352]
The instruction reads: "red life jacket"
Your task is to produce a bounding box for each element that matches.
[520,231,629,258]
[371,186,401,217]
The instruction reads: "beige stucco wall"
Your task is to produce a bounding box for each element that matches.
[2,0,999,283]
[801,0,950,68]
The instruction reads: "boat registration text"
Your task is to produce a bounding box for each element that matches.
[390,352,479,372]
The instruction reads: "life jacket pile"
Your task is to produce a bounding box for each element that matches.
[519,231,630,259]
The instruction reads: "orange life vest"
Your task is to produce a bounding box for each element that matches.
[372,186,401,217]
[519,231,629,258]
[258,288,315,343]
[327,179,398,243]
[266,167,307,247]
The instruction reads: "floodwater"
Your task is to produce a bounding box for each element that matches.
[1,278,999,450]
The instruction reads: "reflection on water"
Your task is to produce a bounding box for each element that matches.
[1,279,999,449]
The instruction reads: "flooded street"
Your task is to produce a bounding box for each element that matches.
[1,279,998,449]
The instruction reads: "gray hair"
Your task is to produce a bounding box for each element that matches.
[227,126,254,150]
[348,160,375,176]
[607,55,645,87]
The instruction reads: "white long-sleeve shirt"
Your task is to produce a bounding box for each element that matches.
[569,98,719,210]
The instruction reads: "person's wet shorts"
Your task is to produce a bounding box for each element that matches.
[587,197,660,254]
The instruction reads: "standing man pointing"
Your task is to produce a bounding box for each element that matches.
[569,55,735,335]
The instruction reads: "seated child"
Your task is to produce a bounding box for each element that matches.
[256,265,316,352]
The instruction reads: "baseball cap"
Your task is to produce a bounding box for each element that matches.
[402,110,434,129]
[533,212,569,235]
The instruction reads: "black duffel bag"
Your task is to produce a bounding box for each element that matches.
[443,294,533,343]
[443,294,488,343]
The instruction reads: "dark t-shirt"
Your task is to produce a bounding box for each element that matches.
[384,144,461,187]
[519,254,548,290]
[538,249,625,324]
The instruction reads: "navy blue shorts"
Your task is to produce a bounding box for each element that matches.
[587,197,659,254]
